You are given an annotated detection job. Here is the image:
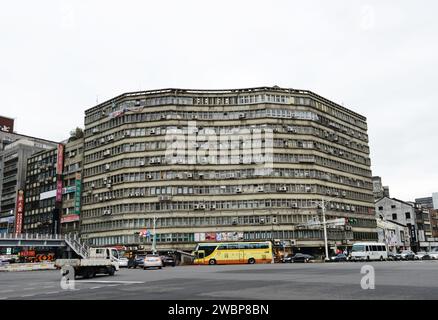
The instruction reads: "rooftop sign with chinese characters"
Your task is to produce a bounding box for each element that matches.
[0,116,14,133]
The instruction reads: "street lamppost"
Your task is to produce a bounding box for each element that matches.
[152,215,158,255]
[313,194,345,262]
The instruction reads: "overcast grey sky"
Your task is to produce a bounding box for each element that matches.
[1,1,437,201]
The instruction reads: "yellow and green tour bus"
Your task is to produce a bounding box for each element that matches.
[193,241,274,265]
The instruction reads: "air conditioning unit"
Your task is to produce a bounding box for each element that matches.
[305,187,312,193]
[139,161,145,166]
[92,128,99,134]
[287,127,296,133]
[69,152,76,158]
[199,204,206,210]
[105,164,111,171]
[193,204,200,210]
[108,135,114,141]
[103,150,111,157]
[291,203,298,209]
[106,184,112,189]
[124,131,131,137]
[105,196,109,201]
[336,204,340,210]
[210,205,216,210]
[235,187,242,193]
[147,174,153,179]
[149,129,156,135]
[101,110,106,116]
[232,219,238,225]
[91,183,95,189]
[155,158,161,164]
[346,205,351,211]
[238,113,246,119]
[135,192,140,197]
[257,186,264,192]
[277,186,288,192]
[351,206,356,212]
[191,114,198,120]
[304,172,310,177]
[341,191,347,197]
[99,197,104,202]
[160,114,166,120]
[129,193,135,197]
[149,159,155,164]
[260,218,265,224]
[186,173,193,179]
[103,210,112,216]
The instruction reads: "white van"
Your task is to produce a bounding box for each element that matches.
[351,242,388,261]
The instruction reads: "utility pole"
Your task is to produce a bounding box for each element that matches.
[152,215,157,255]
[322,198,329,262]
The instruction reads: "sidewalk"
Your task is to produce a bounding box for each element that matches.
[0,262,56,272]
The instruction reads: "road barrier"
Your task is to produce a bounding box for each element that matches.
[0,262,56,272]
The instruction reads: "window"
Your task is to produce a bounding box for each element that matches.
[392,213,397,220]
[405,212,411,219]
[378,206,383,211]
[391,205,396,209]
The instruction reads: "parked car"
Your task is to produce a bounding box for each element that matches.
[160,255,176,267]
[396,250,415,260]
[387,251,401,261]
[330,254,348,262]
[118,257,129,267]
[414,252,429,260]
[427,249,438,260]
[128,254,146,269]
[283,253,314,263]
[143,254,163,269]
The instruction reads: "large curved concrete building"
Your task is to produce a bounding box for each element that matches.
[80,86,376,255]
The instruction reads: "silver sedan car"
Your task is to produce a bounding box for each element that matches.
[143,254,163,269]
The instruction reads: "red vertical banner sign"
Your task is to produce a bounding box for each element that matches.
[15,190,24,234]
[56,144,64,202]
[56,144,64,175]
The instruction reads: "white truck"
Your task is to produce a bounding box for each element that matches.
[55,247,120,279]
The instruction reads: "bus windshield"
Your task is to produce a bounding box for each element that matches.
[352,245,365,252]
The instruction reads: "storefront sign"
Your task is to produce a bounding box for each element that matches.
[56,179,63,202]
[14,190,24,234]
[61,214,80,224]
[74,173,82,215]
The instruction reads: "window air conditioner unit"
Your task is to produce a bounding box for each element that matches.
[257,186,264,192]
[210,205,216,210]
[91,183,95,189]
[147,174,153,179]
[99,197,103,202]
[199,204,206,210]
[341,191,347,197]
[291,203,298,208]
[103,210,112,216]
[69,152,76,158]
[92,128,99,134]
[108,135,114,141]
[103,150,111,157]
[232,219,237,225]
[193,204,200,210]
[106,184,112,188]
[235,187,242,193]
[105,164,111,171]
[351,206,356,212]
[260,218,265,224]
[305,187,312,193]
[156,158,161,164]
[277,186,287,192]
[135,192,140,197]
[105,196,109,201]
[139,161,145,166]
[287,127,296,133]
[186,173,193,178]
[149,129,156,135]
[239,113,246,119]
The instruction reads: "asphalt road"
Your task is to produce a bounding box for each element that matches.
[1,260,437,300]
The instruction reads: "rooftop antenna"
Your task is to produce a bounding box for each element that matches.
[96,95,99,104]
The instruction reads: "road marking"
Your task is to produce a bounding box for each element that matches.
[0,290,13,293]
[21,294,36,298]
[45,291,60,295]
[42,286,55,289]
[78,280,144,284]
[89,286,102,290]
[0,297,8,300]
[23,287,36,291]
[107,284,119,287]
